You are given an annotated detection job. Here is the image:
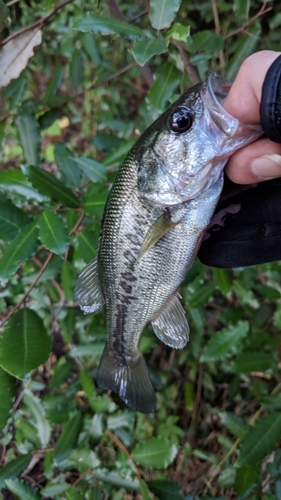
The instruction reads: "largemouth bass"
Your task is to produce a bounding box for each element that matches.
[75,72,261,413]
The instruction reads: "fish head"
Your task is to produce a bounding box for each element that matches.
[137,72,261,206]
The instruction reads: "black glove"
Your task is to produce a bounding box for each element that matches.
[198,55,281,268]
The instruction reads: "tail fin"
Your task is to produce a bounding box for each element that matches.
[96,343,156,414]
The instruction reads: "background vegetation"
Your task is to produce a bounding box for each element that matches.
[1,0,281,498]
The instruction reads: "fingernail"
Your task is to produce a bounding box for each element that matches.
[251,154,281,179]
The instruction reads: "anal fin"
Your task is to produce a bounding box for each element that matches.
[96,343,156,414]
[74,255,105,314]
[151,293,189,349]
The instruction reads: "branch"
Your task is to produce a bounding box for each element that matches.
[105,429,142,481]
[224,3,272,40]
[0,251,53,329]
[211,0,225,73]
[2,0,75,47]
[170,40,201,84]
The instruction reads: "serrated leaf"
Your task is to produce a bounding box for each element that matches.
[132,438,178,468]
[41,481,70,497]
[131,38,168,66]
[146,61,179,121]
[218,411,249,439]
[27,165,80,208]
[0,169,44,201]
[75,225,98,262]
[69,448,100,472]
[0,366,17,432]
[0,29,42,89]
[0,309,52,378]
[0,197,30,241]
[54,412,83,464]
[72,156,107,183]
[15,108,41,166]
[0,453,32,489]
[73,13,143,40]
[146,479,184,499]
[237,412,281,467]
[39,210,69,255]
[23,389,51,447]
[231,352,274,373]
[149,0,182,30]
[0,220,39,285]
[200,321,249,362]
[5,478,40,500]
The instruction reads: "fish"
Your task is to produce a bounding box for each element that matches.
[75,71,261,414]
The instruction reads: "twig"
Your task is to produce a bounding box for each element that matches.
[103,0,153,87]
[203,380,281,495]
[211,0,225,73]
[0,251,53,329]
[69,210,85,236]
[224,3,272,40]
[105,429,142,481]
[72,468,92,487]
[170,40,201,85]
[6,0,21,6]
[2,0,75,46]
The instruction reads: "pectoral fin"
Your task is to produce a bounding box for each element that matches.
[151,293,189,349]
[74,255,105,314]
[139,213,179,258]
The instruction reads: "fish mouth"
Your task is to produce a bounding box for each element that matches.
[204,71,261,139]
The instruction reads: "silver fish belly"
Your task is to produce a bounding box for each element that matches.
[75,72,261,413]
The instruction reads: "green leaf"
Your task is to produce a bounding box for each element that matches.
[54,412,83,464]
[0,169,45,201]
[231,352,274,373]
[131,38,168,66]
[200,321,249,363]
[83,184,108,219]
[237,412,281,467]
[73,13,143,40]
[0,309,52,378]
[72,156,107,183]
[38,210,69,255]
[218,411,249,439]
[233,0,250,24]
[146,479,184,499]
[140,480,153,500]
[41,481,70,497]
[165,22,190,42]
[5,478,40,500]
[188,30,224,53]
[132,438,178,468]
[212,268,233,295]
[61,261,75,301]
[42,66,64,103]
[0,197,30,241]
[149,0,182,30]
[234,465,260,497]
[69,49,84,87]
[0,366,17,432]
[15,108,41,166]
[0,220,38,285]
[103,138,136,169]
[226,22,261,81]
[54,143,81,188]
[27,165,80,208]
[75,225,98,262]
[0,453,32,489]
[69,448,100,473]
[146,61,179,121]
[23,389,51,447]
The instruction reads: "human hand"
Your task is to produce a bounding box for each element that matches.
[223,50,281,184]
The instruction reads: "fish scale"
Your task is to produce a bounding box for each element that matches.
[75,72,261,413]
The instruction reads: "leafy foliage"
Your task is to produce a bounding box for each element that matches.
[1,0,281,499]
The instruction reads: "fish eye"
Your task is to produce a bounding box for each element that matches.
[169,106,193,133]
